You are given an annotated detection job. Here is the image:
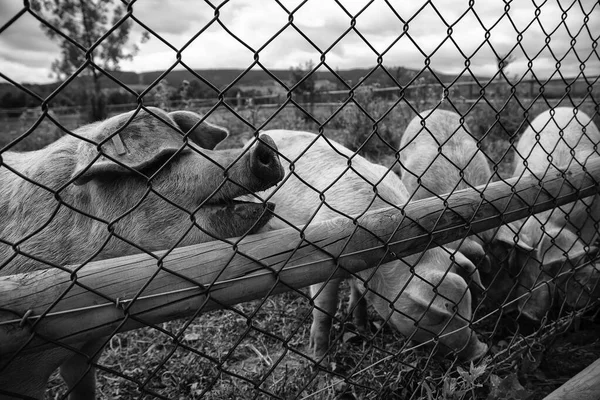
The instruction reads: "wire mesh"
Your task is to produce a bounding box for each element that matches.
[0,0,599,399]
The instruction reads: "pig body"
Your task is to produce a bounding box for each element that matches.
[514,107,600,246]
[398,109,495,269]
[512,107,600,315]
[245,129,487,362]
[399,108,492,200]
[0,108,284,399]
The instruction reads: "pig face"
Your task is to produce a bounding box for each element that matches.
[359,250,488,362]
[505,107,600,320]
[480,224,537,318]
[0,107,284,274]
[558,261,600,309]
[483,218,598,322]
[400,269,487,361]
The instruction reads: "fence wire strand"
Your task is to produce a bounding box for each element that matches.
[0,0,599,399]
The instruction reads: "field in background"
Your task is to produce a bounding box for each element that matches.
[1,89,599,399]
[3,89,598,178]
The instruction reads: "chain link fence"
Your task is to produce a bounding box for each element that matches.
[1,1,599,399]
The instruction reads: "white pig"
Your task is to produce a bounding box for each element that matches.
[242,129,488,363]
[512,107,600,315]
[398,109,496,267]
[513,107,600,246]
[0,107,284,400]
[398,109,543,318]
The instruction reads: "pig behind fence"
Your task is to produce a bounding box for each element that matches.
[398,109,530,316]
[397,108,585,323]
[513,107,600,246]
[399,108,492,201]
[241,129,488,363]
[512,107,600,315]
[0,107,284,399]
[398,108,497,267]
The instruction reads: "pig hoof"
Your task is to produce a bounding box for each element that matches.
[307,342,329,364]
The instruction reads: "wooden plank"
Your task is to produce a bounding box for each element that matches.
[543,357,600,400]
[0,157,599,357]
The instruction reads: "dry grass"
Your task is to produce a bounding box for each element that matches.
[42,285,496,400]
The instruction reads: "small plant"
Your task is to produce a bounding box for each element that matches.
[441,358,489,400]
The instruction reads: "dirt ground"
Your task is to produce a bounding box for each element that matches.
[524,315,600,399]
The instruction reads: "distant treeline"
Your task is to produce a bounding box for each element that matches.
[0,67,595,117]
[0,66,441,115]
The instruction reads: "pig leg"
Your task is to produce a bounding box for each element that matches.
[348,281,370,335]
[309,279,342,361]
[60,339,105,400]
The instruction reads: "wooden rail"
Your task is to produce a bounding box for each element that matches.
[543,357,600,400]
[0,158,599,357]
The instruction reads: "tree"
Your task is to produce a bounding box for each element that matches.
[291,60,317,98]
[290,60,318,120]
[496,52,517,80]
[31,0,149,121]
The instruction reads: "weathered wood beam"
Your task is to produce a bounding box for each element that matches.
[0,158,598,357]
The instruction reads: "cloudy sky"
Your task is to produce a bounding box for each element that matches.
[0,0,598,84]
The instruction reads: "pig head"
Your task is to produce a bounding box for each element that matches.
[1,107,284,275]
[482,214,599,322]
[352,250,488,361]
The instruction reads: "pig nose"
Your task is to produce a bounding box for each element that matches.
[458,334,488,362]
[250,134,284,185]
[518,282,553,323]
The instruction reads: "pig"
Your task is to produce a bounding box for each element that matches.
[399,109,492,201]
[511,107,600,315]
[513,107,600,246]
[0,107,284,399]
[398,109,495,268]
[240,129,488,363]
[398,109,542,318]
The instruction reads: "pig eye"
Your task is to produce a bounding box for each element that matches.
[444,302,457,313]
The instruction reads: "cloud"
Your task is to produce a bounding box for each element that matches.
[1,0,598,84]
[130,0,213,37]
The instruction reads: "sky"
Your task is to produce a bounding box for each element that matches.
[0,0,598,84]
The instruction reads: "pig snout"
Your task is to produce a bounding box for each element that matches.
[456,332,489,362]
[517,280,554,322]
[249,135,284,186]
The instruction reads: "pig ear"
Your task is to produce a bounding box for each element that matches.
[406,292,453,326]
[452,239,491,274]
[488,224,535,252]
[539,232,598,276]
[168,110,229,150]
[484,224,535,273]
[71,109,189,185]
[72,108,217,185]
[451,251,486,294]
